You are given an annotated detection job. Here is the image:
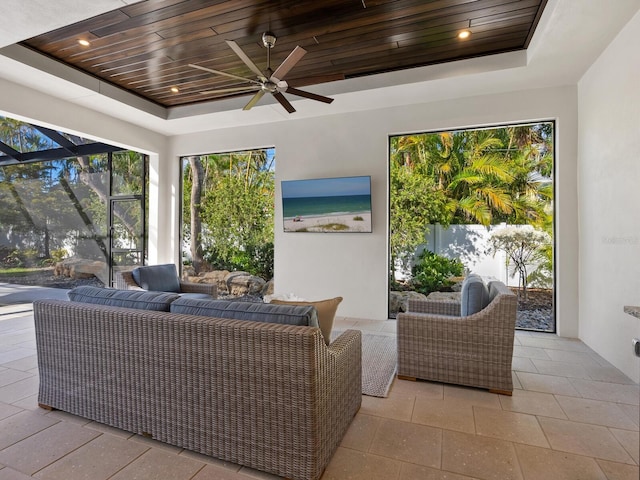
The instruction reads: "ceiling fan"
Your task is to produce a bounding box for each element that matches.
[189,32,334,113]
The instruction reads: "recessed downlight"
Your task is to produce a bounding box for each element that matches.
[170,86,180,93]
[458,30,471,40]
[78,39,91,46]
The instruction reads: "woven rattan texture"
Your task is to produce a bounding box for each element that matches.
[34,300,361,480]
[397,282,517,393]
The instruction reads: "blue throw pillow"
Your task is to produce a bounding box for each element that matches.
[68,286,179,311]
[132,264,181,293]
[170,297,319,328]
[461,274,489,316]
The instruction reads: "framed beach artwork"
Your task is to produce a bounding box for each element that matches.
[282,175,372,233]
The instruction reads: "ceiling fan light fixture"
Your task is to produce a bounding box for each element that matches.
[262,32,277,48]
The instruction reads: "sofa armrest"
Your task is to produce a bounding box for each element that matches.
[179,280,217,297]
[408,298,460,316]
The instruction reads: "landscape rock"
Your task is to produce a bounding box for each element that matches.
[389,290,428,315]
[55,258,106,280]
[225,271,266,296]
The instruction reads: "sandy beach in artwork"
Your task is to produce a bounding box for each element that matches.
[284,212,372,233]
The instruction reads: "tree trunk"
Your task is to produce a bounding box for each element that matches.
[189,157,205,273]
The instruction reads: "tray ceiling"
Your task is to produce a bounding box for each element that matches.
[20,0,549,109]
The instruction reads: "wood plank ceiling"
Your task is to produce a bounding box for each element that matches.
[21,0,548,109]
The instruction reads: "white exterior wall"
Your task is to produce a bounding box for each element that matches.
[170,85,579,335]
[577,10,640,382]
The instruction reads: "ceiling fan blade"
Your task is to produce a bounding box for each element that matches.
[243,90,266,110]
[271,46,307,82]
[188,63,260,85]
[285,86,334,104]
[273,92,296,113]
[200,86,261,95]
[226,40,266,80]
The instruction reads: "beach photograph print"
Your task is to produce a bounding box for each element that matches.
[282,175,372,233]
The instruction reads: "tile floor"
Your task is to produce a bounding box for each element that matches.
[0,308,638,480]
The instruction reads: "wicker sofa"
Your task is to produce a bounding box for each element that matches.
[34,292,361,480]
[396,279,517,395]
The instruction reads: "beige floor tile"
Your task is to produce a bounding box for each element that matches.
[46,409,93,425]
[0,375,39,403]
[369,418,442,468]
[511,357,537,373]
[549,337,594,353]
[517,336,562,349]
[555,395,636,429]
[530,359,590,379]
[1,355,38,372]
[0,421,100,475]
[498,389,567,419]
[444,385,502,409]
[596,460,640,480]
[473,407,549,447]
[412,397,475,434]
[179,450,242,471]
[399,463,479,480]
[361,393,415,422]
[514,444,607,480]
[191,464,249,479]
[109,448,205,480]
[0,410,58,449]
[512,346,551,360]
[537,417,635,464]
[569,378,640,405]
[0,401,21,421]
[341,413,382,451]
[130,433,184,454]
[9,393,41,411]
[391,378,443,400]
[609,428,640,464]
[618,403,640,426]
[585,364,638,384]
[0,467,32,479]
[515,372,580,396]
[543,349,602,366]
[0,368,32,387]
[34,433,148,480]
[321,447,402,480]
[85,421,136,439]
[441,430,523,480]
[237,466,282,479]
[511,372,522,390]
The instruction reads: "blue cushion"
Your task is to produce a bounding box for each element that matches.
[461,274,489,316]
[68,286,179,311]
[179,293,215,300]
[132,264,181,293]
[170,297,319,328]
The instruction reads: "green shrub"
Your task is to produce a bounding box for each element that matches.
[411,250,464,295]
[203,242,274,280]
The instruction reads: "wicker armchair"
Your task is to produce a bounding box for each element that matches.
[396,280,517,395]
[114,265,217,298]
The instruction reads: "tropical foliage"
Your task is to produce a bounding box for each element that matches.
[0,116,147,273]
[411,250,464,295]
[390,123,554,288]
[182,149,275,279]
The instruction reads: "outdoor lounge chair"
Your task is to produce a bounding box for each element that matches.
[396,278,517,395]
[114,264,217,298]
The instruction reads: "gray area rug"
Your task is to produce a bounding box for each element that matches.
[333,330,397,398]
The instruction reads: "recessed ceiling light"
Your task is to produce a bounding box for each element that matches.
[170,86,180,93]
[78,39,91,46]
[458,30,471,40]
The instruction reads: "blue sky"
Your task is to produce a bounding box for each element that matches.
[281,175,370,198]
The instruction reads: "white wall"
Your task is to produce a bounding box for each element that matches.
[170,85,579,332]
[577,11,640,382]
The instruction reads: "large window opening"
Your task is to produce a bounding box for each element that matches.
[0,116,148,289]
[389,122,555,332]
[181,148,275,299]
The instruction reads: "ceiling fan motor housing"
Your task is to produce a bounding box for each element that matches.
[262,32,276,48]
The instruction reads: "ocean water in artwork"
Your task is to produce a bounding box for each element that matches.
[282,194,371,219]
